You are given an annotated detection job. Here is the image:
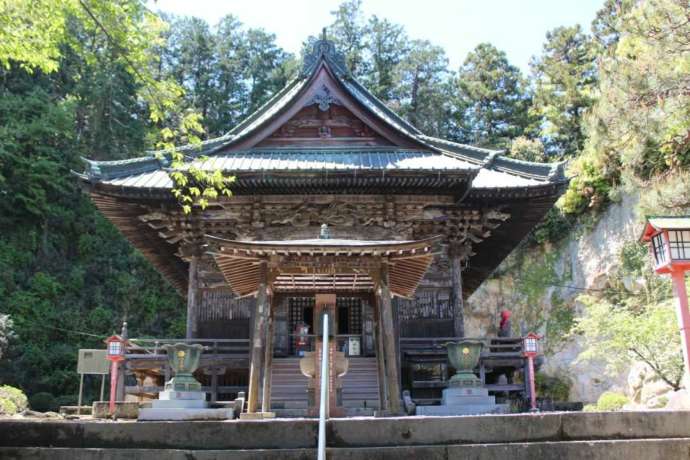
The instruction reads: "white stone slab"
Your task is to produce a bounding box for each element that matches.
[441,394,496,406]
[151,399,208,409]
[138,408,232,421]
[159,390,206,401]
[443,387,489,397]
[415,403,509,416]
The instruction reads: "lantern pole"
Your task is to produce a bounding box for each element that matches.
[109,360,119,416]
[523,333,540,413]
[671,269,690,381]
[527,354,537,412]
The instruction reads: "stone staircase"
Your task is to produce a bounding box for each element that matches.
[270,356,380,416]
[342,357,379,414]
[269,357,309,415]
[3,412,690,459]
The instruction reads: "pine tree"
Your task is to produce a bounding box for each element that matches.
[530,25,597,158]
[454,43,532,148]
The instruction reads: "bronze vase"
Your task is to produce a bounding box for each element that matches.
[445,340,483,388]
[163,343,204,392]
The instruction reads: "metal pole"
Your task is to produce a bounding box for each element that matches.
[100,374,105,402]
[317,313,329,460]
[77,373,84,416]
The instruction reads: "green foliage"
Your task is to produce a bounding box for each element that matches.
[454,43,533,148]
[535,373,571,401]
[0,315,13,361]
[573,296,683,390]
[530,25,597,158]
[0,385,28,415]
[29,392,57,412]
[509,137,546,163]
[561,0,689,215]
[591,391,629,411]
[529,207,573,245]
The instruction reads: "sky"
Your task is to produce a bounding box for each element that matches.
[148,0,604,72]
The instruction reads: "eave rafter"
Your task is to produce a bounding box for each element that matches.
[207,235,441,299]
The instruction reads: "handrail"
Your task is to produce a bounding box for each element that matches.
[317,313,329,460]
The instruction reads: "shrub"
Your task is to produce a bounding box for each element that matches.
[29,392,57,412]
[536,373,571,401]
[595,391,629,411]
[0,385,28,415]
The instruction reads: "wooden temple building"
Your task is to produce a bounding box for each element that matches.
[76,37,567,416]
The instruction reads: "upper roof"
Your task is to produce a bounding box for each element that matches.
[76,37,566,198]
[641,216,690,241]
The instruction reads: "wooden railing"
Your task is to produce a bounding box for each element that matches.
[399,336,529,399]
[123,338,251,401]
[126,338,250,356]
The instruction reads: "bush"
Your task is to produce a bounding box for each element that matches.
[0,385,28,415]
[29,392,57,412]
[595,391,629,411]
[536,373,571,401]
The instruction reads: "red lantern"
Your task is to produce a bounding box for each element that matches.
[641,217,690,385]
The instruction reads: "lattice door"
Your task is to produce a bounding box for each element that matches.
[288,297,315,354]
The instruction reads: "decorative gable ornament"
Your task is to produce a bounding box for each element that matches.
[301,35,350,78]
[308,85,342,112]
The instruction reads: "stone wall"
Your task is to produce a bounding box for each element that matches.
[465,192,643,402]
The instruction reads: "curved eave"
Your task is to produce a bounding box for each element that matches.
[79,169,479,200]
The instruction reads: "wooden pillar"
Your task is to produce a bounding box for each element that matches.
[247,261,268,414]
[378,262,402,414]
[186,256,199,339]
[372,294,388,411]
[261,295,275,413]
[450,249,465,338]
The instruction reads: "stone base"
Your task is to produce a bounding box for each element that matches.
[150,399,207,409]
[442,386,493,406]
[415,403,509,416]
[239,412,275,420]
[92,401,139,419]
[137,408,232,421]
[416,386,508,416]
[158,390,205,401]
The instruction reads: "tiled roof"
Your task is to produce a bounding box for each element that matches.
[78,38,567,194]
[98,149,479,189]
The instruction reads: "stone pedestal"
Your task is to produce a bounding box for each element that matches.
[138,390,233,421]
[416,387,509,416]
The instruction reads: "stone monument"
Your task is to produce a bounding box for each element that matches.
[416,340,508,416]
[138,343,234,421]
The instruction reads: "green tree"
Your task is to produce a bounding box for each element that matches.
[530,25,597,158]
[328,0,369,78]
[394,40,451,136]
[561,0,689,214]
[363,16,408,101]
[573,296,683,390]
[454,43,532,148]
[509,136,546,163]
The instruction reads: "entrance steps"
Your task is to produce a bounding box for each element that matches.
[270,356,380,416]
[3,412,690,459]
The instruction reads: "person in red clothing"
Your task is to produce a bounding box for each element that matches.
[498,310,512,337]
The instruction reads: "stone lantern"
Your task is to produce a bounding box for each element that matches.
[641,216,690,381]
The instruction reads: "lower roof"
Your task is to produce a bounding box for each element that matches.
[208,235,440,299]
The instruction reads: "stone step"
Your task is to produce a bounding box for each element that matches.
[4,438,690,460]
[3,413,690,451]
